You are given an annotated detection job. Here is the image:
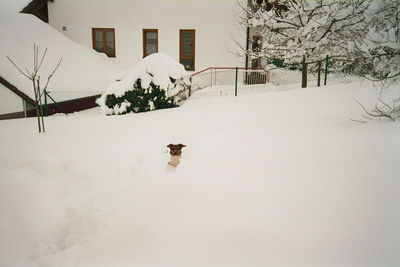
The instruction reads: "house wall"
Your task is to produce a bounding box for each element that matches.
[0,83,23,114]
[47,0,246,72]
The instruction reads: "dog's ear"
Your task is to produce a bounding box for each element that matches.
[178,144,186,148]
[167,144,173,149]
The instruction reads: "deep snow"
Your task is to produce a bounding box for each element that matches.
[0,82,399,267]
[0,11,120,100]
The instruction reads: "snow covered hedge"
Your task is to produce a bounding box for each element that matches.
[97,53,191,115]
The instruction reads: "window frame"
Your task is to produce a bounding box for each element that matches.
[143,29,158,58]
[179,29,195,71]
[91,28,116,58]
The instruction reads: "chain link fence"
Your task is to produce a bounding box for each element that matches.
[39,58,358,114]
[42,90,103,115]
[45,90,103,102]
[191,61,358,98]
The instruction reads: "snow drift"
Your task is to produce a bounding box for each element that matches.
[0,81,399,266]
[97,53,191,115]
[0,10,120,100]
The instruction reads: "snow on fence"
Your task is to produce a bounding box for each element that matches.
[191,66,357,98]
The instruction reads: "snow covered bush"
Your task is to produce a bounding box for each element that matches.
[97,53,191,115]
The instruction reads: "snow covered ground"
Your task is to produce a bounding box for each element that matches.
[0,81,399,267]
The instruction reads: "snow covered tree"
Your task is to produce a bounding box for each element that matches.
[241,0,372,65]
[349,0,400,120]
[238,0,399,120]
[348,0,399,83]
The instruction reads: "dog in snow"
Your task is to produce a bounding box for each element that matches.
[167,144,186,167]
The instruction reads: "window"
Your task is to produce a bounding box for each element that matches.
[92,28,116,57]
[180,29,195,71]
[143,29,158,58]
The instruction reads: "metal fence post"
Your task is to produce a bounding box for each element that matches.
[301,56,308,88]
[235,67,238,96]
[324,55,328,86]
[317,61,322,87]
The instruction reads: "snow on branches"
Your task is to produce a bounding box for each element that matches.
[352,0,400,84]
[243,0,372,64]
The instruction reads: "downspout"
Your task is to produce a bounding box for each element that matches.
[245,0,251,69]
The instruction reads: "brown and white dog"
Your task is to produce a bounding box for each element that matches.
[167,144,186,167]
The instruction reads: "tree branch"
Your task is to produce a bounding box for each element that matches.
[6,56,32,80]
[42,57,63,93]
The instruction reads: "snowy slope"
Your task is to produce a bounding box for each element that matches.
[0,0,31,13]
[0,10,120,100]
[0,82,399,267]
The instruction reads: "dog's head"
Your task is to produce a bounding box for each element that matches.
[167,144,186,156]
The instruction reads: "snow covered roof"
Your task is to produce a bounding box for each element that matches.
[0,10,120,101]
[0,0,32,13]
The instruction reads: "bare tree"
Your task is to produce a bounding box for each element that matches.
[7,44,62,132]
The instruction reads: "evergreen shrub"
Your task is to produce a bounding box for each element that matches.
[104,79,176,114]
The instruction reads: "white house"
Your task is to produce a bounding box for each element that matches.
[0,0,248,120]
[46,0,246,71]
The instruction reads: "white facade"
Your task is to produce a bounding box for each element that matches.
[0,83,23,114]
[48,0,246,72]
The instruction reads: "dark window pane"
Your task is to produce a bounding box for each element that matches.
[146,43,157,55]
[105,31,114,42]
[106,41,114,49]
[182,32,193,43]
[106,45,115,56]
[181,58,194,70]
[180,30,195,70]
[95,41,104,52]
[146,32,157,41]
[95,30,103,42]
[182,43,193,56]
[144,31,157,56]
[93,28,116,57]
